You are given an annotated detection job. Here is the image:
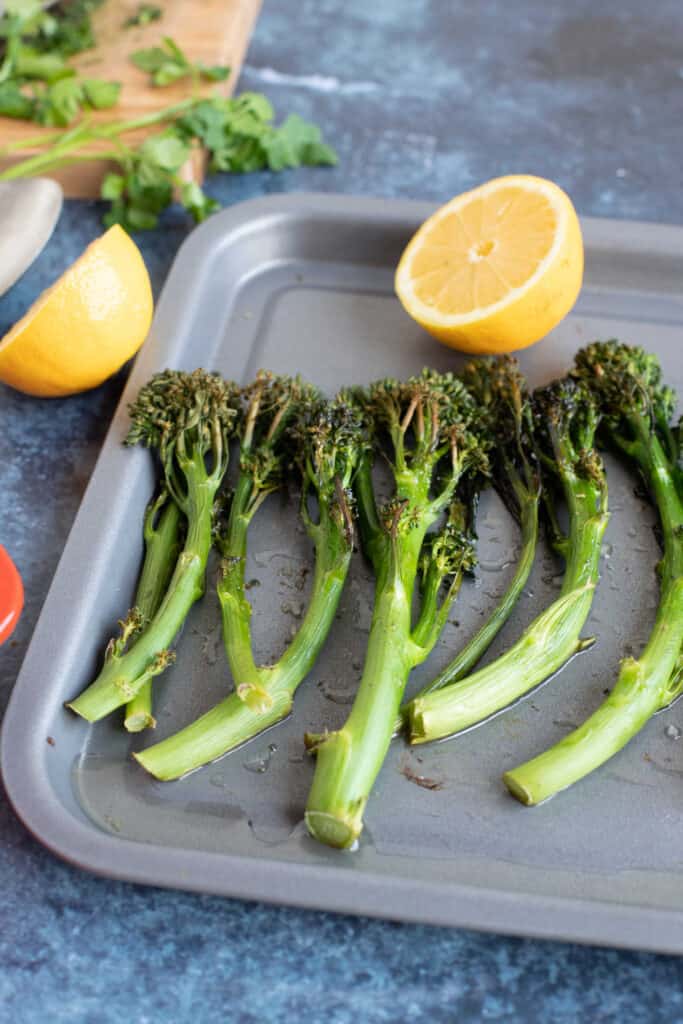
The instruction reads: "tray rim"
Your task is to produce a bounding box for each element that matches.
[4,192,683,952]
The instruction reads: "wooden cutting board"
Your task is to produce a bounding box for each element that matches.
[0,0,263,196]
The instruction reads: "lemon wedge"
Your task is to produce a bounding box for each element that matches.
[0,224,153,397]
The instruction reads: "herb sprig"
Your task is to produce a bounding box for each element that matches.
[0,0,119,125]
[100,93,337,230]
[0,3,338,230]
[0,92,338,230]
[131,36,229,87]
[124,4,163,29]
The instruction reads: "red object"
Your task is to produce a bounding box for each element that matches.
[0,545,23,645]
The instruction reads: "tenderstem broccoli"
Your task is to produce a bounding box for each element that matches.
[135,380,367,780]
[400,356,540,722]
[505,341,683,803]
[405,375,609,744]
[124,491,183,733]
[68,369,240,722]
[304,370,487,849]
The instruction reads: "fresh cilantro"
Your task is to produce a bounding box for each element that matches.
[138,132,190,172]
[1,1,105,59]
[101,131,217,231]
[42,75,83,125]
[131,36,229,87]
[101,130,190,231]
[176,96,338,174]
[124,4,163,29]
[81,77,120,110]
[263,114,338,170]
[33,0,105,58]
[0,86,338,231]
[32,75,120,125]
[199,64,231,83]
[0,78,33,118]
[0,0,117,125]
[12,47,71,82]
[178,181,220,222]
[101,172,126,200]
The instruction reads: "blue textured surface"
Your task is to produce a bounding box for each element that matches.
[2,0,683,1019]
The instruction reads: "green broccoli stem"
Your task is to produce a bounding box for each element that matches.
[305,504,444,849]
[135,501,351,780]
[406,479,607,744]
[403,490,539,720]
[305,562,421,849]
[67,458,214,722]
[214,474,262,697]
[505,436,683,804]
[354,455,383,568]
[305,369,485,848]
[124,497,183,734]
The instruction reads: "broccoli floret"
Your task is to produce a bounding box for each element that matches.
[136,383,368,781]
[304,369,490,849]
[405,370,608,746]
[407,356,540,708]
[68,370,240,722]
[505,341,683,804]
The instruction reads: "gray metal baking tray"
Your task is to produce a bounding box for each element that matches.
[3,194,683,953]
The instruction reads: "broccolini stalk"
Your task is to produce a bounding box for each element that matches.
[124,492,183,733]
[68,370,240,722]
[305,371,486,849]
[215,373,320,712]
[403,356,540,713]
[406,377,609,744]
[505,342,683,804]
[135,388,366,781]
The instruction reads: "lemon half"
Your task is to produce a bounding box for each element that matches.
[0,224,153,397]
[395,175,584,354]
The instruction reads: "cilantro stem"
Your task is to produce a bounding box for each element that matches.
[0,99,195,181]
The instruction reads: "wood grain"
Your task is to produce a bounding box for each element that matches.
[0,0,262,196]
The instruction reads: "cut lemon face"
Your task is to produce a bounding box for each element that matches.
[0,224,153,397]
[395,175,584,354]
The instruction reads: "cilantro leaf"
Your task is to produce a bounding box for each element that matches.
[179,181,220,222]
[0,0,112,127]
[123,205,160,230]
[138,133,190,172]
[263,114,338,171]
[131,36,230,87]
[152,61,190,87]
[29,74,121,125]
[98,128,191,232]
[123,4,163,29]
[175,98,228,151]
[213,137,267,174]
[36,0,105,58]
[43,75,84,125]
[13,47,71,82]
[5,81,337,232]
[82,77,120,110]
[232,92,274,122]
[196,63,230,83]
[129,44,171,74]
[176,99,337,176]
[100,172,126,200]
[0,79,34,118]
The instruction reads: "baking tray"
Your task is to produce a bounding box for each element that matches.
[3,194,683,953]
